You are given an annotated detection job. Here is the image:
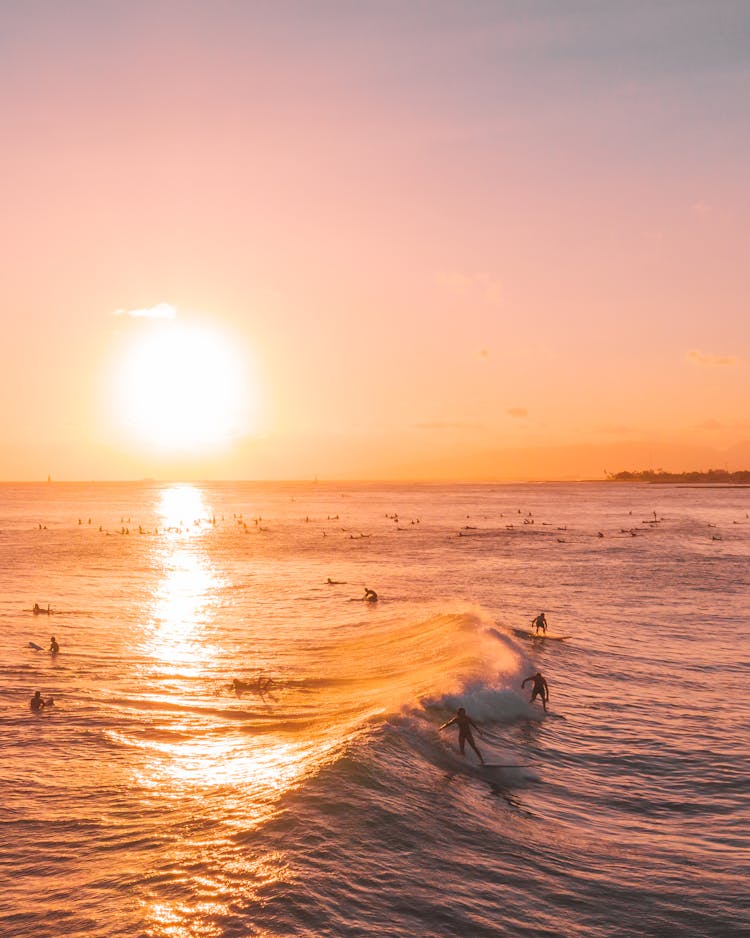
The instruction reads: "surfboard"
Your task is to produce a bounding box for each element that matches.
[481,763,531,769]
[28,641,43,651]
[512,628,571,641]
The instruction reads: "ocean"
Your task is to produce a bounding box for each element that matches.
[1,481,748,937]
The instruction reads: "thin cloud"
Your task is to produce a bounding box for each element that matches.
[112,302,177,320]
[686,350,737,367]
[696,419,723,430]
[506,407,528,419]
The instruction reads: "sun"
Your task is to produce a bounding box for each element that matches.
[114,320,254,451]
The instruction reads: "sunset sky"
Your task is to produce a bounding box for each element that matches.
[2,1,748,481]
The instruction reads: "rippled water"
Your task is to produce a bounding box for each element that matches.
[1,481,748,937]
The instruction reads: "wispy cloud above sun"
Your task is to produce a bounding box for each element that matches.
[112,302,177,320]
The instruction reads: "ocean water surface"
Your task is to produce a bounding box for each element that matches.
[1,481,748,937]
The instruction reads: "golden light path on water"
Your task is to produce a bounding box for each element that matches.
[131,486,346,936]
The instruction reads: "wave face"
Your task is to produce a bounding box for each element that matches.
[1,481,748,937]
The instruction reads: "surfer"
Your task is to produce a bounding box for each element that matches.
[439,707,484,763]
[30,691,51,712]
[521,671,549,712]
[33,603,50,615]
[49,636,59,654]
[233,672,274,696]
[363,588,378,603]
[531,612,548,634]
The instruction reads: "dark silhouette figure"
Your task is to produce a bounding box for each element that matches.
[531,612,548,634]
[522,671,549,712]
[49,636,59,654]
[363,588,378,603]
[30,691,52,712]
[233,672,274,697]
[440,707,484,763]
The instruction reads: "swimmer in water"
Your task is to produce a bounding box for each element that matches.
[531,612,548,635]
[363,588,378,602]
[30,691,52,712]
[521,671,549,712]
[49,636,59,654]
[439,707,484,763]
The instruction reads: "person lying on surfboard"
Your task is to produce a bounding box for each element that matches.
[531,612,548,634]
[521,671,549,712]
[439,707,485,763]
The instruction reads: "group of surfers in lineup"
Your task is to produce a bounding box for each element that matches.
[29,594,552,753]
[440,611,552,765]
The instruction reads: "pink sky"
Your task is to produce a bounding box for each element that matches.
[1,1,748,480]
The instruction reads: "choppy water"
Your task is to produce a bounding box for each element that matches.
[1,481,748,937]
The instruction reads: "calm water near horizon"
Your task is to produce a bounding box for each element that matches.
[1,481,748,937]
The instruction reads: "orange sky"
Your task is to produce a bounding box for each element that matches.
[1,1,748,481]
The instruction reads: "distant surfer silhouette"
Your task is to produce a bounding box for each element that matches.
[233,672,274,696]
[33,603,50,615]
[531,612,548,635]
[363,588,378,603]
[30,691,53,712]
[439,707,484,763]
[49,636,59,654]
[521,671,549,712]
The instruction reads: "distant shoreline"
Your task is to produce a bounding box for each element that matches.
[606,469,750,484]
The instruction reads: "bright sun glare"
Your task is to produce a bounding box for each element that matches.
[115,321,253,451]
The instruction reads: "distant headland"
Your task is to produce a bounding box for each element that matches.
[606,469,750,484]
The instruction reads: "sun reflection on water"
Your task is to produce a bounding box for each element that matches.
[132,485,355,936]
[138,485,222,675]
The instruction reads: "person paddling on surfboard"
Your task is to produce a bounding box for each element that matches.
[363,587,378,603]
[531,612,548,635]
[439,707,485,763]
[521,671,549,712]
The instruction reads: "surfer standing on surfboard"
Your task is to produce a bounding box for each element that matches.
[521,671,549,712]
[439,707,485,764]
[531,612,548,634]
